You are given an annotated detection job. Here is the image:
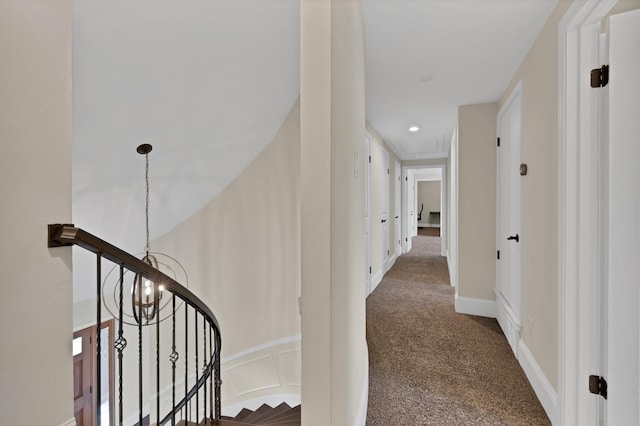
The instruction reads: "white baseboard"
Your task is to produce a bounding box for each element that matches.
[371,269,383,293]
[222,394,301,418]
[454,295,496,318]
[355,366,369,426]
[59,418,76,426]
[495,290,521,355]
[517,340,557,424]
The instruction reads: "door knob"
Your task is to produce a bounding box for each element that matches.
[507,234,519,243]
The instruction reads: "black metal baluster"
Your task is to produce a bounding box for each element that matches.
[170,294,177,426]
[115,265,127,426]
[215,332,221,420]
[203,323,207,422]
[138,276,143,426]
[155,284,160,424]
[195,311,199,423]
[209,324,218,420]
[96,253,102,426]
[184,304,188,422]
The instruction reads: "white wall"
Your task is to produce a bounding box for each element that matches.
[417,181,441,227]
[0,1,74,424]
[301,0,369,424]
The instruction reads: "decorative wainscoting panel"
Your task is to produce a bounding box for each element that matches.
[221,336,301,417]
[226,355,281,395]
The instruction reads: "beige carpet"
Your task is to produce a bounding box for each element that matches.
[366,235,550,425]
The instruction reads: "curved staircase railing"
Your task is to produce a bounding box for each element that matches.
[49,224,221,425]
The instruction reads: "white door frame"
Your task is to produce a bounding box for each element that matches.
[365,135,372,295]
[558,1,616,425]
[394,159,402,259]
[402,164,447,256]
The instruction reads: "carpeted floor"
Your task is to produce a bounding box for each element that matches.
[366,234,550,425]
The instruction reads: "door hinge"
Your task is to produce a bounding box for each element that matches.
[497,250,500,260]
[387,168,390,175]
[369,266,371,274]
[369,155,371,163]
[589,375,608,399]
[387,249,390,255]
[590,65,609,88]
[405,237,408,242]
[405,177,408,181]
[497,137,500,147]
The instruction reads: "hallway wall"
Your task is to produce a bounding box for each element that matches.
[0,1,74,424]
[499,0,572,392]
[456,102,498,303]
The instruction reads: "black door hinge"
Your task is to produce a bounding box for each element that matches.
[589,375,608,399]
[590,65,609,88]
[405,177,408,181]
[369,155,371,163]
[405,237,408,242]
[497,250,500,260]
[497,137,501,147]
[369,266,371,274]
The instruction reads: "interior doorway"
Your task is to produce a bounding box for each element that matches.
[403,165,447,257]
[73,320,115,426]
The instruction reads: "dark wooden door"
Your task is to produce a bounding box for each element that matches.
[74,326,95,426]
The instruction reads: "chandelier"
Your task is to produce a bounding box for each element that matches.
[102,143,188,325]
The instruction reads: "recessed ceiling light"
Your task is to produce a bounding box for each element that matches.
[409,126,419,132]
[420,75,434,83]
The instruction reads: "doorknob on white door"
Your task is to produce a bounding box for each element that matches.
[507,234,520,243]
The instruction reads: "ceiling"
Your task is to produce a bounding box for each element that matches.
[364,0,558,160]
[72,0,557,299]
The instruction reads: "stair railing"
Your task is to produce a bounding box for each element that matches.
[49,224,222,425]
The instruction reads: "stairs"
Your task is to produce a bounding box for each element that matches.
[177,403,301,426]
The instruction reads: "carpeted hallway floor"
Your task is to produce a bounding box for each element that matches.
[366,234,550,425]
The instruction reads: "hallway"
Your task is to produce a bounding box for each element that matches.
[365,233,549,425]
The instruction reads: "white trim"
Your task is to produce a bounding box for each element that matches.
[495,290,522,356]
[59,419,76,426]
[370,269,383,294]
[518,340,558,425]
[454,295,497,318]
[222,335,301,364]
[355,367,369,426]
[383,255,394,273]
[558,1,617,425]
[446,251,455,288]
[221,394,301,418]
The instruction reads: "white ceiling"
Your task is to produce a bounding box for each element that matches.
[363,0,558,160]
[72,0,556,299]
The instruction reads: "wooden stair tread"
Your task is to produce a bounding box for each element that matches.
[260,405,300,425]
[232,408,254,422]
[248,402,292,423]
[240,404,274,423]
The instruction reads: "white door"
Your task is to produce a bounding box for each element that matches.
[405,170,414,252]
[365,136,371,295]
[381,148,390,269]
[496,82,523,354]
[607,9,640,425]
[394,160,401,256]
